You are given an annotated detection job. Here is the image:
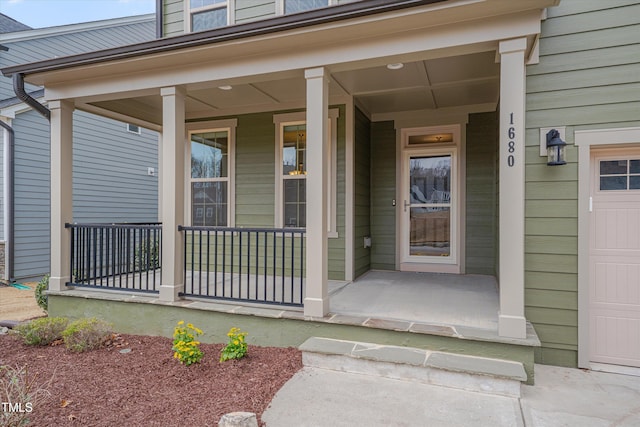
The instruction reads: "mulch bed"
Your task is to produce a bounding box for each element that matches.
[0,333,302,426]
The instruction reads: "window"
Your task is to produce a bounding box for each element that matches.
[282,123,307,227]
[274,110,338,233]
[277,0,346,15]
[126,123,141,134]
[599,159,640,191]
[189,0,229,32]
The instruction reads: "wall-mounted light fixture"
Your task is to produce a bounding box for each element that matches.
[546,129,566,166]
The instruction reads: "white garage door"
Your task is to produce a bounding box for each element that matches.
[590,151,640,367]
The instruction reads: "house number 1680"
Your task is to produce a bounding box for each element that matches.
[507,112,515,167]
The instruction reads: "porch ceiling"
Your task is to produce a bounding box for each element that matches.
[86,49,500,125]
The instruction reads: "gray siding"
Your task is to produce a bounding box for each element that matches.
[13,111,50,280]
[370,120,396,270]
[524,0,640,367]
[73,111,159,223]
[354,107,371,278]
[11,110,159,280]
[465,112,498,275]
[163,0,185,37]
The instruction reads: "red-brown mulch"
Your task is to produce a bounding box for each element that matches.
[0,333,302,426]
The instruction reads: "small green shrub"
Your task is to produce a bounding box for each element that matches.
[13,317,69,346]
[220,327,248,362]
[35,274,49,311]
[172,321,204,366]
[62,318,113,353]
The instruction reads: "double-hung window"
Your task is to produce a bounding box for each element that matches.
[188,120,237,227]
[189,0,230,32]
[274,110,338,234]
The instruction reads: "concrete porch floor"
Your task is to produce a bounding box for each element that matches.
[330,270,499,331]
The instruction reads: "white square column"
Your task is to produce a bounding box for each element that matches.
[49,100,74,292]
[303,67,329,317]
[159,86,186,301]
[498,38,528,339]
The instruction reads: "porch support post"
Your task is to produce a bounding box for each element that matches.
[49,100,74,291]
[498,38,527,339]
[304,67,329,317]
[159,86,185,301]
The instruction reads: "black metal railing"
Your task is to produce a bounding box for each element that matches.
[66,223,162,293]
[179,226,305,306]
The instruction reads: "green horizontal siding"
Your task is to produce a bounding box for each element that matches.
[163,0,184,37]
[525,0,640,366]
[370,121,396,270]
[354,107,371,278]
[465,112,498,275]
[235,0,276,23]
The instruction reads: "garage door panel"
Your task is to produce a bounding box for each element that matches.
[590,151,640,367]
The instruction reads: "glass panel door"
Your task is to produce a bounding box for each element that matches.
[407,155,452,257]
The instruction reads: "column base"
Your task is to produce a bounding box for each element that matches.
[159,284,184,302]
[499,314,527,339]
[304,297,329,318]
[49,276,70,292]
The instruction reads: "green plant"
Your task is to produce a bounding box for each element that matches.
[220,327,248,362]
[0,364,53,427]
[61,318,113,353]
[172,321,204,366]
[34,274,49,312]
[13,317,69,346]
[133,239,160,271]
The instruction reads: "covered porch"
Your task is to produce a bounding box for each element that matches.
[1,0,560,345]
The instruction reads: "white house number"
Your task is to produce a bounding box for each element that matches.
[507,112,515,167]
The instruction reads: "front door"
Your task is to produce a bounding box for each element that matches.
[589,149,640,368]
[400,146,458,272]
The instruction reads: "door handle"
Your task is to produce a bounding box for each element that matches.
[403,200,411,212]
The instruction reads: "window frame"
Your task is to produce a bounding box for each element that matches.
[597,156,640,192]
[273,110,338,235]
[126,123,141,134]
[186,119,237,227]
[186,0,234,32]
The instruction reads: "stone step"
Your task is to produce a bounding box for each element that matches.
[299,337,527,398]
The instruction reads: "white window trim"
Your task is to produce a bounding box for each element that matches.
[185,0,235,32]
[186,119,237,227]
[273,109,338,236]
[126,123,141,134]
[276,0,339,15]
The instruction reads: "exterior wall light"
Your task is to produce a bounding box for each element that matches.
[546,129,566,166]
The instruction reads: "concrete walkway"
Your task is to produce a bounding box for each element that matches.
[263,365,640,426]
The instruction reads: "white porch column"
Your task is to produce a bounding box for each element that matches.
[498,38,528,339]
[159,86,186,301]
[49,100,74,291]
[304,67,329,317]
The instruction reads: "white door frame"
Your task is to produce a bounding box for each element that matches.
[576,126,640,369]
[398,125,462,274]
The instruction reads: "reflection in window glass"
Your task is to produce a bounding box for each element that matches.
[630,176,640,190]
[630,160,640,174]
[192,182,228,226]
[282,124,306,176]
[600,160,627,175]
[192,7,226,31]
[600,176,627,191]
[409,156,451,204]
[410,207,450,257]
[285,0,329,14]
[191,0,225,8]
[283,179,306,227]
[191,131,228,179]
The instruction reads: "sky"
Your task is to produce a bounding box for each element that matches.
[1,0,156,29]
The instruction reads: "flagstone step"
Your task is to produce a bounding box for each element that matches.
[299,337,527,398]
